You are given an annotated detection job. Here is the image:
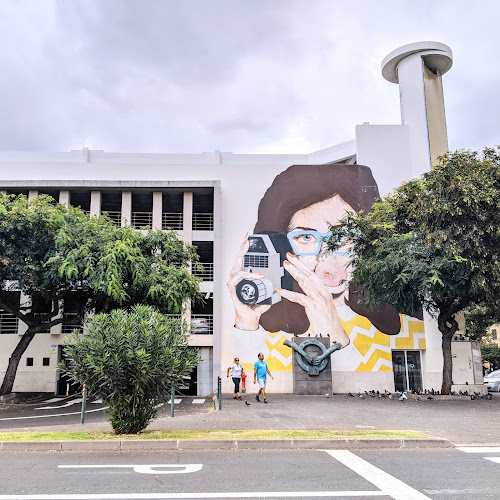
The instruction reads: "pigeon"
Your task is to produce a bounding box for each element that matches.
[388,394,393,399]
[427,396,434,400]
[358,392,364,399]
[319,333,322,337]
[470,394,475,400]
[416,396,422,402]
[348,392,355,398]
[399,393,407,402]
[325,394,330,398]
[245,401,251,406]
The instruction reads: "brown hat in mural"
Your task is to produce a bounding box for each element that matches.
[253,163,401,335]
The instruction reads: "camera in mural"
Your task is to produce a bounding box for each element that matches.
[236,231,293,306]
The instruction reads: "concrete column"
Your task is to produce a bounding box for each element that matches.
[90,191,101,216]
[59,190,70,207]
[121,191,132,227]
[212,183,221,392]
[152,191,163,230]
[183,192,193,243]
[382,42,452,178]
[28,190,38,200]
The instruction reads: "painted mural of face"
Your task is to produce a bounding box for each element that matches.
[287,195,354,300]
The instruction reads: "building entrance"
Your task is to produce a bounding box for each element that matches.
[392,350,423,392]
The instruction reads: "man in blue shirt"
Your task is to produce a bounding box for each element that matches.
[254,352,274,403]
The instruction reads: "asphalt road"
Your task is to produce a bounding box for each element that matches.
[0,394,214,430]
[1,447,499,499]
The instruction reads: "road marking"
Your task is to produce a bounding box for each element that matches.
[36,399,83,410]
[0,407,106,421]
[59,464,203,474]
[324,450,431,500]
[192,399,205,404]
[457,446,500,453]
[0,491,386,499]
[167,399,182,404]
[485,457,500,464]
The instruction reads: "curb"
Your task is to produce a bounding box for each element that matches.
[0,438,452,452]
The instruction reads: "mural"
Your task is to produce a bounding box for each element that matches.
[228,164,425,374]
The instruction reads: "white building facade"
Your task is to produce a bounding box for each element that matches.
[1,42,483,396]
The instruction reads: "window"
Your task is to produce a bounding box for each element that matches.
[26,358,34,367]
[43,357,50,366]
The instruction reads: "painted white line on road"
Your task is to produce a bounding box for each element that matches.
[0,491,386,499]
[192,399,205,404]
[0,407,106,421]
[324,450,430,500]
[37,399,83,410]
[485,457,500,464]
[167,399,182,404]
[42,398,66,404]
[59,464,203,474]
[457,446,500,453]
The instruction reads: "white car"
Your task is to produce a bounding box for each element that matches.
[190,317,210,334]
[484,369,500,392]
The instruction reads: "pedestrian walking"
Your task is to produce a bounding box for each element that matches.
[254,352,274,403]
[227,357,244,400]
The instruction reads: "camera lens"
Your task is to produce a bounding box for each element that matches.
[236,278,273,305]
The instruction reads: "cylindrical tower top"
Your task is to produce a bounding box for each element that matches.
[382,41,453,84]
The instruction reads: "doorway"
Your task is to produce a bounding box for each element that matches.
[392,350,423,392]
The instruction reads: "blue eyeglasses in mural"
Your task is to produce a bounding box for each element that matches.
[286,230,354,256]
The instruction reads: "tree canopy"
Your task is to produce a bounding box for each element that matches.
[327,147,500,394]
[0,194,201,395]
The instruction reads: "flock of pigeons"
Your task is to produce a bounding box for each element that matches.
[345,389,493,401]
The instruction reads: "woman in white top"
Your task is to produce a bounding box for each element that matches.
[227,357,244,400]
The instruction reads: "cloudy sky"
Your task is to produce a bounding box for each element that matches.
[0,0,498,155]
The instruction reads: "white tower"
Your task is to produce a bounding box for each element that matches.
[382,42,453,177]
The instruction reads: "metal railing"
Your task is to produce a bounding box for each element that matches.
[192,263,214,281]
[0,312,18,334]
[193,213,214,231]
[191,314,213,335]
[103,210,121,226]
[32,313,51,333]
[162,212,183,230]
[61,313,84,334]
[131,211,153,229]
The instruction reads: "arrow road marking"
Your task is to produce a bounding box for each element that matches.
[36,399,83,410]
[0,407,106,421]
[58,464,203,475]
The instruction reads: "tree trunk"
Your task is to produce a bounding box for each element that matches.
[0,328,37,395]
[438,311,459,395]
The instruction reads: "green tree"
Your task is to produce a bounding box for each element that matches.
[327,147,500,394]
[60,305,199,434]
[0,194,201,395]
[481,344,500,369]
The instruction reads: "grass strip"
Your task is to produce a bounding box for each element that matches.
[0,429,430,441]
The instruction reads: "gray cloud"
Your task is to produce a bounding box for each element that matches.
[0,0,498,154]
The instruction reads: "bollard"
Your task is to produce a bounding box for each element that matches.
[80,385,87,424]
[170,386,175,417]
[218,376,222,410]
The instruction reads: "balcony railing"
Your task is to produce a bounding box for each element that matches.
[162,212,183,230]
[0,312,18,334]
[61,313,84,334]
[191,314,213,335]
[132,211,153,229]
[32,313,52,333]
[193,213,214,231]
[192,263,214,281]
[103,211,121,226]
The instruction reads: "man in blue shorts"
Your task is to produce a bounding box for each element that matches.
[254,352,274,403]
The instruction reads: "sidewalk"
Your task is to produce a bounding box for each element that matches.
[1,392,498,450]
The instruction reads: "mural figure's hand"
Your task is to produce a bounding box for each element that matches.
[277,253,350,347]
[227,234,271,331]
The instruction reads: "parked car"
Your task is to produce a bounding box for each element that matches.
[484,369,500,392]
[190,317,210,334]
